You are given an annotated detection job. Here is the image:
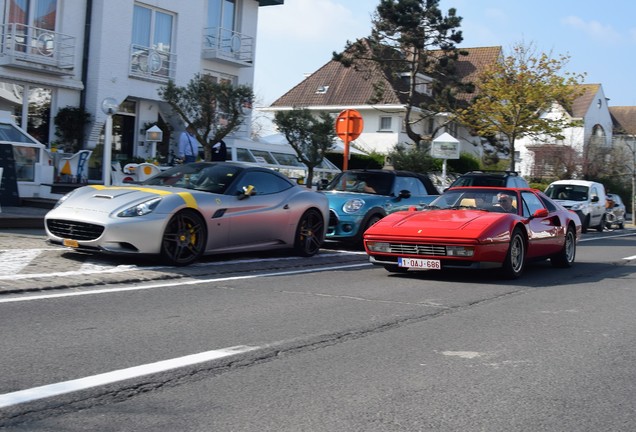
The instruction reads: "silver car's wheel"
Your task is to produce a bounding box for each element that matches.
[160,210,207,266]
[501,228,526,279]
[294,209,324,257]
[551,226,576,268]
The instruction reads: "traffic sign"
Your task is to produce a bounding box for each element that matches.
[335,109,364,171]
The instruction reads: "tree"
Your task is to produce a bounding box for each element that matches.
[54,106,91,153]
[457,42,585,172]
[158,74,253,161]
[333,0,471,149]
[273,108,335,188]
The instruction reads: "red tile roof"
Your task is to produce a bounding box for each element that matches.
[270,44,503,108]
[610,106,636,135]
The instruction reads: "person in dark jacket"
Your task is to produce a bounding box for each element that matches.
[210,139,227,161]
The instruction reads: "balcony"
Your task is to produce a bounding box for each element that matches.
[202,27,253,67]
[0,23,75,75]
[129,44,176,83]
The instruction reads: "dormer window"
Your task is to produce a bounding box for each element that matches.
[316,85,329,94]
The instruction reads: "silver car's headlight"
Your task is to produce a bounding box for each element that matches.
[118,197,162,217]
[343,198,365,214]
[53,189,79,209]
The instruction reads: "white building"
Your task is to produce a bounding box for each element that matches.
[0,0,282,191]
[516,84,613,179]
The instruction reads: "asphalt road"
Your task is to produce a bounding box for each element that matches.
[0,229,635,431]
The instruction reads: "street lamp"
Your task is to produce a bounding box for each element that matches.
[101,97,119,186]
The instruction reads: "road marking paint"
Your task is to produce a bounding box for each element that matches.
[624,255,636,260]
[579,232,636,242]
[441,351,485,359]
[0,345,258,409]
[0,263,372,303]
[0,251,363,280]
[0,250,43,276]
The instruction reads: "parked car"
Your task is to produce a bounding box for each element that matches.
[605,193,626,229]
[544,180,607,233]
[447,170,529,189]
[322,169,439,246]
[364,187,581,279]
[45,162,329,266]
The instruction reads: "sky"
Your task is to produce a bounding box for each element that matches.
[254,0,636,114]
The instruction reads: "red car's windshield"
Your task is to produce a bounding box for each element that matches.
[429,189,519,214]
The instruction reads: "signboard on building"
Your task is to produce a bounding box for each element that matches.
[431,132,460,159]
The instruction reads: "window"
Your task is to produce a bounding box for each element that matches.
[132,4,173,53]
[7,0,57,55]
[8,0,56,29]
[379,116,392,131]
[238,171,292,195]
[521,192,544,218]
[208,0,236,31]
[393,176,426,196]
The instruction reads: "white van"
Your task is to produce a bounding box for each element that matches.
[544,180,607,233]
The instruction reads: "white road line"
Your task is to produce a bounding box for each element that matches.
[0,251,364,280]
[624,255,636,260]
[0,345,258,409]
[0,263,372,304]
[0,250,43,275]
[578,232,636,242]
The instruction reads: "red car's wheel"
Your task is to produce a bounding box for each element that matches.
[501,228,526,279]
[551,226,576,268]
[160,210,207,266]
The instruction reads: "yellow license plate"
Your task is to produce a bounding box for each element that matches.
[63,239,79,248]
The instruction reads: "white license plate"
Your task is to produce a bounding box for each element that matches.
[398,257,441,270]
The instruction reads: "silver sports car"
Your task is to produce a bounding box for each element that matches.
[45,162,329,265]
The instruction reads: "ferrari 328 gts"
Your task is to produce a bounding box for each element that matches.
[364,187,582,279]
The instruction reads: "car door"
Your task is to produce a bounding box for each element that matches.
[521,191,563,257]
[223,170,294,248]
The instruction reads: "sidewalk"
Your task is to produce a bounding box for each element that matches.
[0,202,53,229]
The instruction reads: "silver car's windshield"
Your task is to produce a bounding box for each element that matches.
[324,171,393,195]
[428,189,519,213]
[142,163,242,193]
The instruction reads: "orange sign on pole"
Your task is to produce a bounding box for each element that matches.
[335,109,363,171]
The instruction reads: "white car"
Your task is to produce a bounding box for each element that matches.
[545,180,607,233]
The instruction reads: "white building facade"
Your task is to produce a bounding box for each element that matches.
[0,0,282,184]
[515,84,613,179]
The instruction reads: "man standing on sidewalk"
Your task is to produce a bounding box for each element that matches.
[178,125,198,163]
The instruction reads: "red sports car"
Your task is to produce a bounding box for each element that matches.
[364,187,582,279]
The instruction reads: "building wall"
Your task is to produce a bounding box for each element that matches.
[1,0,266,164]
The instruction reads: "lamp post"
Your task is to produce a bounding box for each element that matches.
[101,98,119,186]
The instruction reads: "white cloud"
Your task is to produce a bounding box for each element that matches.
[562,15,621,43]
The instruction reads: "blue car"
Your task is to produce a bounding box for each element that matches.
[323,169,440,245]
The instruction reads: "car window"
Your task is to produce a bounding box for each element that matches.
[238,171,293,195]
[521,191,545,217]
[325,172,393,195]
[538,194,557,212]
[393,176,426,196]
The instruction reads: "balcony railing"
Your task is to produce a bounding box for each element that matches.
[0,23,75,74]
[202,27,253,67]
[129,44,176,82]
